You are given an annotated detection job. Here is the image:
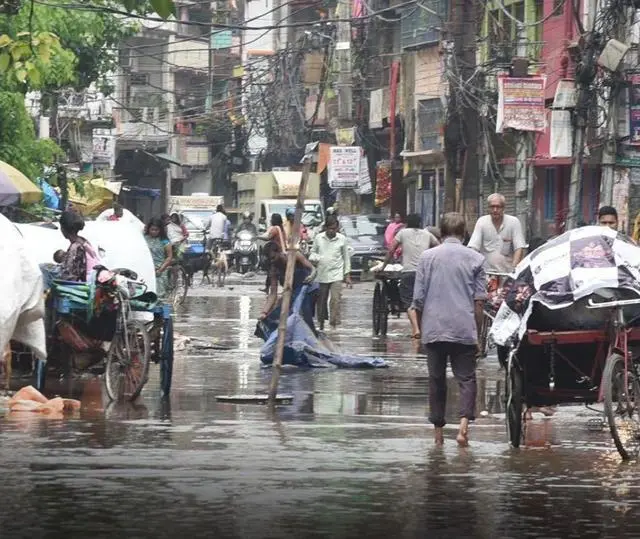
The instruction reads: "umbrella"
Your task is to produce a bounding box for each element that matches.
[0,160,41,205]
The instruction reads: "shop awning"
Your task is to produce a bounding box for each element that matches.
[143,151,184,167]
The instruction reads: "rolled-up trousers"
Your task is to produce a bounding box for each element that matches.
[425,342,477,428]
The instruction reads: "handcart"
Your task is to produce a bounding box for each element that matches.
[41,268,174,400]
[372,270,406,336]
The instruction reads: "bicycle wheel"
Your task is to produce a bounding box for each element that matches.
[104,321,151,402]
[379,284,389,336]
[169,265,188,308]
[372,282,382,335]
[603,353,640,460]
[505,357,524,448]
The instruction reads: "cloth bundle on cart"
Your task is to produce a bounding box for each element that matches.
[490,226,640,347]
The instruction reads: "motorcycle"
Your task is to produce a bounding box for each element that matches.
[233,229,258,274]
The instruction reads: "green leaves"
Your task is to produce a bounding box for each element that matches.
[149,0,175,19]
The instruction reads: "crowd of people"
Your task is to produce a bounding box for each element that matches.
[46,196,629,448]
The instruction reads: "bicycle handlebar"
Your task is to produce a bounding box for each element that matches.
[587,297,640,309]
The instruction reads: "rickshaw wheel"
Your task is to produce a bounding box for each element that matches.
[603,353,640,460]
[478,314,492,358]
[379,285,389,336]
[506,360,524,448]
[169,265,188,309]
[105,321,151,402]
[372,282,382,335]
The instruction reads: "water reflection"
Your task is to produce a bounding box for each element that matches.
[1,287,639,537]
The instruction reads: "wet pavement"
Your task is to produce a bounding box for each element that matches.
[1,282,640,538]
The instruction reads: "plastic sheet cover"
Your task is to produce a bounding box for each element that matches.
[490,226,640,346]
[258,285,387,369]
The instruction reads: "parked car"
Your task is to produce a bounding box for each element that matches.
[339,215,388,276]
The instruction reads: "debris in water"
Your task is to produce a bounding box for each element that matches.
[216,394,294,405]
[7,385,81,415]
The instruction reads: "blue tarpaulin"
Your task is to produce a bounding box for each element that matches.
[37,178,60,210]
[258,285,387,369]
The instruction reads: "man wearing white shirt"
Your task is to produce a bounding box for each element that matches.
[468,193,526,272]
[309,215,352,331]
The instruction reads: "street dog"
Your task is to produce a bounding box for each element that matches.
[211,246,228,287]
[181,252,213,286]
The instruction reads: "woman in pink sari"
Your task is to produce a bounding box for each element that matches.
[384,213,404,261]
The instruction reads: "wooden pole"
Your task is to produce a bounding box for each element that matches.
[268,148,314,404]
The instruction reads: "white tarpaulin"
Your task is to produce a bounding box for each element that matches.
[0,215,46,359]
[550,110,572,158]
[95,208,145,232]
[489,226,640,346]
[17,221,157,294]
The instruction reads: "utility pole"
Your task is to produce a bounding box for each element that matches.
[443,0,479,222]
[334,0,357,215]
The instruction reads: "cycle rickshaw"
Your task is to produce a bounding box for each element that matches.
[493,227,640,460]
[29,267,174,400]
[372,269,407,336]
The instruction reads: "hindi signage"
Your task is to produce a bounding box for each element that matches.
[328,146,360,188]
[497,76,547,133]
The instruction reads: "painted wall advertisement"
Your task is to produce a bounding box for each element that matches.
[496,76,547,133]
[629,73,640,145]
[328,146,360,188]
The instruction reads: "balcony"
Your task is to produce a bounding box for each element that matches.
[168,37,209,71]
[212,52,241,78]
[113,107,170,144]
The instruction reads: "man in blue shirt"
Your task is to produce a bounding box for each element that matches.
[412,212,487,447]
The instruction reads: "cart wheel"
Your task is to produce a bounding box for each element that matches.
[478,313,492,358]
[603,353,640,460]
[168,266,188,308]
[379,285,389,336]
[373,282,382,335]
[505,358,524,448]
[104,321,151,402]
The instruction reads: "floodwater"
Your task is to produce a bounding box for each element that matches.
[1,283,640,538]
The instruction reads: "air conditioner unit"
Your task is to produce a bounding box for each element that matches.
[121,49,139,72]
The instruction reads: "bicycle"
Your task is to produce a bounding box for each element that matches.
[103,287,152,402]
[166,258,189,309]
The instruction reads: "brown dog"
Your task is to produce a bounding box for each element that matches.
[212,249,228,287]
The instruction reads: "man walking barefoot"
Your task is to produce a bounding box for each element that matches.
[310,215,352,330]
[412,212,487,446]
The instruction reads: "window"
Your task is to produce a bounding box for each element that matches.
[544,168,556,221]
[417,98,443,151]
[553,0,564,15]
[401,0,448,49]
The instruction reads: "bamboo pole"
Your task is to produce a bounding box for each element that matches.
[268,147,315,404]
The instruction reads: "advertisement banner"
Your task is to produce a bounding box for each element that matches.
[357,156,372,195]
[497,76,547,133]
[328,146,360,188]
[628,73,640,145]
[550,110,572,158]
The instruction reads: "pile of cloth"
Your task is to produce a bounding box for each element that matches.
[490,226,640,347]
[257,285,387,368]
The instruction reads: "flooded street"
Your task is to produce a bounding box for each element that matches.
[1,282,640,538]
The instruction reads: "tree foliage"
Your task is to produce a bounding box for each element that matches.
[0,0,175,184]
[0,91,62,179]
